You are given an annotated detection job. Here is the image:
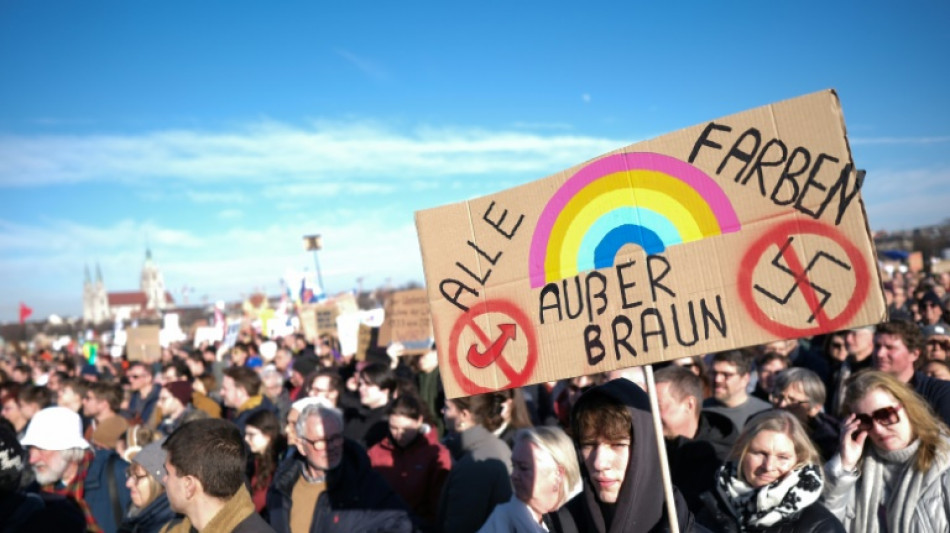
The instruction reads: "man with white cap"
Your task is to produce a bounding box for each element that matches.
[22,406,131,533]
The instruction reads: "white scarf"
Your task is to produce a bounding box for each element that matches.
[716,462,823,530]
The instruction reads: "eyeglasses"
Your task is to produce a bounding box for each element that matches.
[927,340,950,350]
[128,373,148,380]
[299,434,343,450]
[711,371,739,379]
[771,393,811,408]
[125,467,149,481]
[854,405,902,431]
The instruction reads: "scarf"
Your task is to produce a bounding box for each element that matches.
[238,394,263,414]
[715,462,823,530]
[850,436,950,533]
[161,485,257,533]
[45,449,101,533]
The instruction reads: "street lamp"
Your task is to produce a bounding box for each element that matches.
[302,234,325,297]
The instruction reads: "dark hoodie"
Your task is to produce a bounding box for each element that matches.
[562,378,699,533]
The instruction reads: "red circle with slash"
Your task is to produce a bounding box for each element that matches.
[448,299,538,395]
[737,219,871,339]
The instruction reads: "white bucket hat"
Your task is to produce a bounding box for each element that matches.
[20,406,90,451]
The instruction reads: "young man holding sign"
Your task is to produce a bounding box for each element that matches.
[564,377,697,532]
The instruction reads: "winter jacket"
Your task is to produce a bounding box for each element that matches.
[666,410,738,514]
[160,485,274,533]
[911,371,950,426]
[85,448,135,533]
[267,439,414,533]
[368,427,451,529]
[563,378,699,533]
[343,402,390,450]
[118,493,177,533]
[438,424,513,533]
[232,395,278,434]
[125,384,161,426]
[0,491,86,533]
[910,466,950,533]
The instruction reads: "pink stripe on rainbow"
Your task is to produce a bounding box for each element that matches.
[528,152,740,288]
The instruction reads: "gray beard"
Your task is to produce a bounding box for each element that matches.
[33,454,70,485]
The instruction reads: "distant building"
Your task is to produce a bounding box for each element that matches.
[82,249,174,324]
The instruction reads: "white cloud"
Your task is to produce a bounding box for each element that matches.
[0,120,625,192]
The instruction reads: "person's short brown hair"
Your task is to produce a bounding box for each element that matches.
[876,319,924,354]
[654,365,703,421]
[18,385,53,409]
[89,382,123,413]
[571,391,632,444]
[223,366,261,396]
[711,349,756,376]
[163,419,245,499]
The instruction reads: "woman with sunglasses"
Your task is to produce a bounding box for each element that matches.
[823,370,950,532]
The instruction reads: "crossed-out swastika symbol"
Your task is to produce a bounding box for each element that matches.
[753,236,852,324]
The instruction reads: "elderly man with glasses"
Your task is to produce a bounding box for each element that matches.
[266,401,413,533]
[122,362,161,427]
[771,367,841,461]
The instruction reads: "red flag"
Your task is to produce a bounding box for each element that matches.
[19,302,32,324]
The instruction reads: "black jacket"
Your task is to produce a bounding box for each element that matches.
[666,410,738,514]
[911,371,950,426]
[118,493,177,533]
[266,439,414,533]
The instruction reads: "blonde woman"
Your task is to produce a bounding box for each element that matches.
[119,439,177,533]
[824,370,950,532]
[478,426,582,532]
[699,409,843,532]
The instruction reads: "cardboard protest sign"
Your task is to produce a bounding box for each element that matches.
[381,289,433,353]
[125,326,161,362]
[416,90,886,398]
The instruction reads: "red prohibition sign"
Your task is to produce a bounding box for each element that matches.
[448,299,538,395]
[737,219,871,339]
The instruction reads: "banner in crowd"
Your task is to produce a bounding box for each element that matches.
[416,90,887,398]
[126,325,161,362]
[377,289,433,354]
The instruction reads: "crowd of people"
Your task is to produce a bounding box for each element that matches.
[1,269,950,532]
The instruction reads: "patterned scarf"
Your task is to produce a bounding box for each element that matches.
[715,462,823,530]
[45,449,102,533]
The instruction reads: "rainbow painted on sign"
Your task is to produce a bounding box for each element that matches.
[528,152,741,288]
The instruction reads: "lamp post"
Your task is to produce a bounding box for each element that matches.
[302,234,325,296]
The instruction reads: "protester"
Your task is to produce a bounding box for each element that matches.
[306,368,343,407]
[84,381,131,450]
[823,370,950,532]
[22,406,132,533]
[221,366,277,434]
[266,401,413,532]
[156,380,194,437]
[705,350,772,431]
[119,439,176,533]
[124,362,161,426]
[438,393,513,533]
[565,377,697,531]
[244,409,286,518]
[872,319,950,424]
[368,393,451,530]
[160,418,274,533]
[655,365,738,513]
[924,359,950,381]
[0,418,86,532]
[0,384,28,439]
[697,410,843,532]
[752,353,789,402]
[478,426,582,533]
[770,368,840,461]
[344,362,396,449]
[923,324,950,361]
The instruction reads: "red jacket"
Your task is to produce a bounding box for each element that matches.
[368,427,451,528]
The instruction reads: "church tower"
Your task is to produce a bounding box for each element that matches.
[141,248,167,311]
[82,263,110,323]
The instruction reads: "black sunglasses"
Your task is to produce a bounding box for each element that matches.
[854,405,902,431]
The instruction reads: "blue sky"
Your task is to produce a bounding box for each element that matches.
[2,2,948,323]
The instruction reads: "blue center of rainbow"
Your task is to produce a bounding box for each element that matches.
[528,152,741,288]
